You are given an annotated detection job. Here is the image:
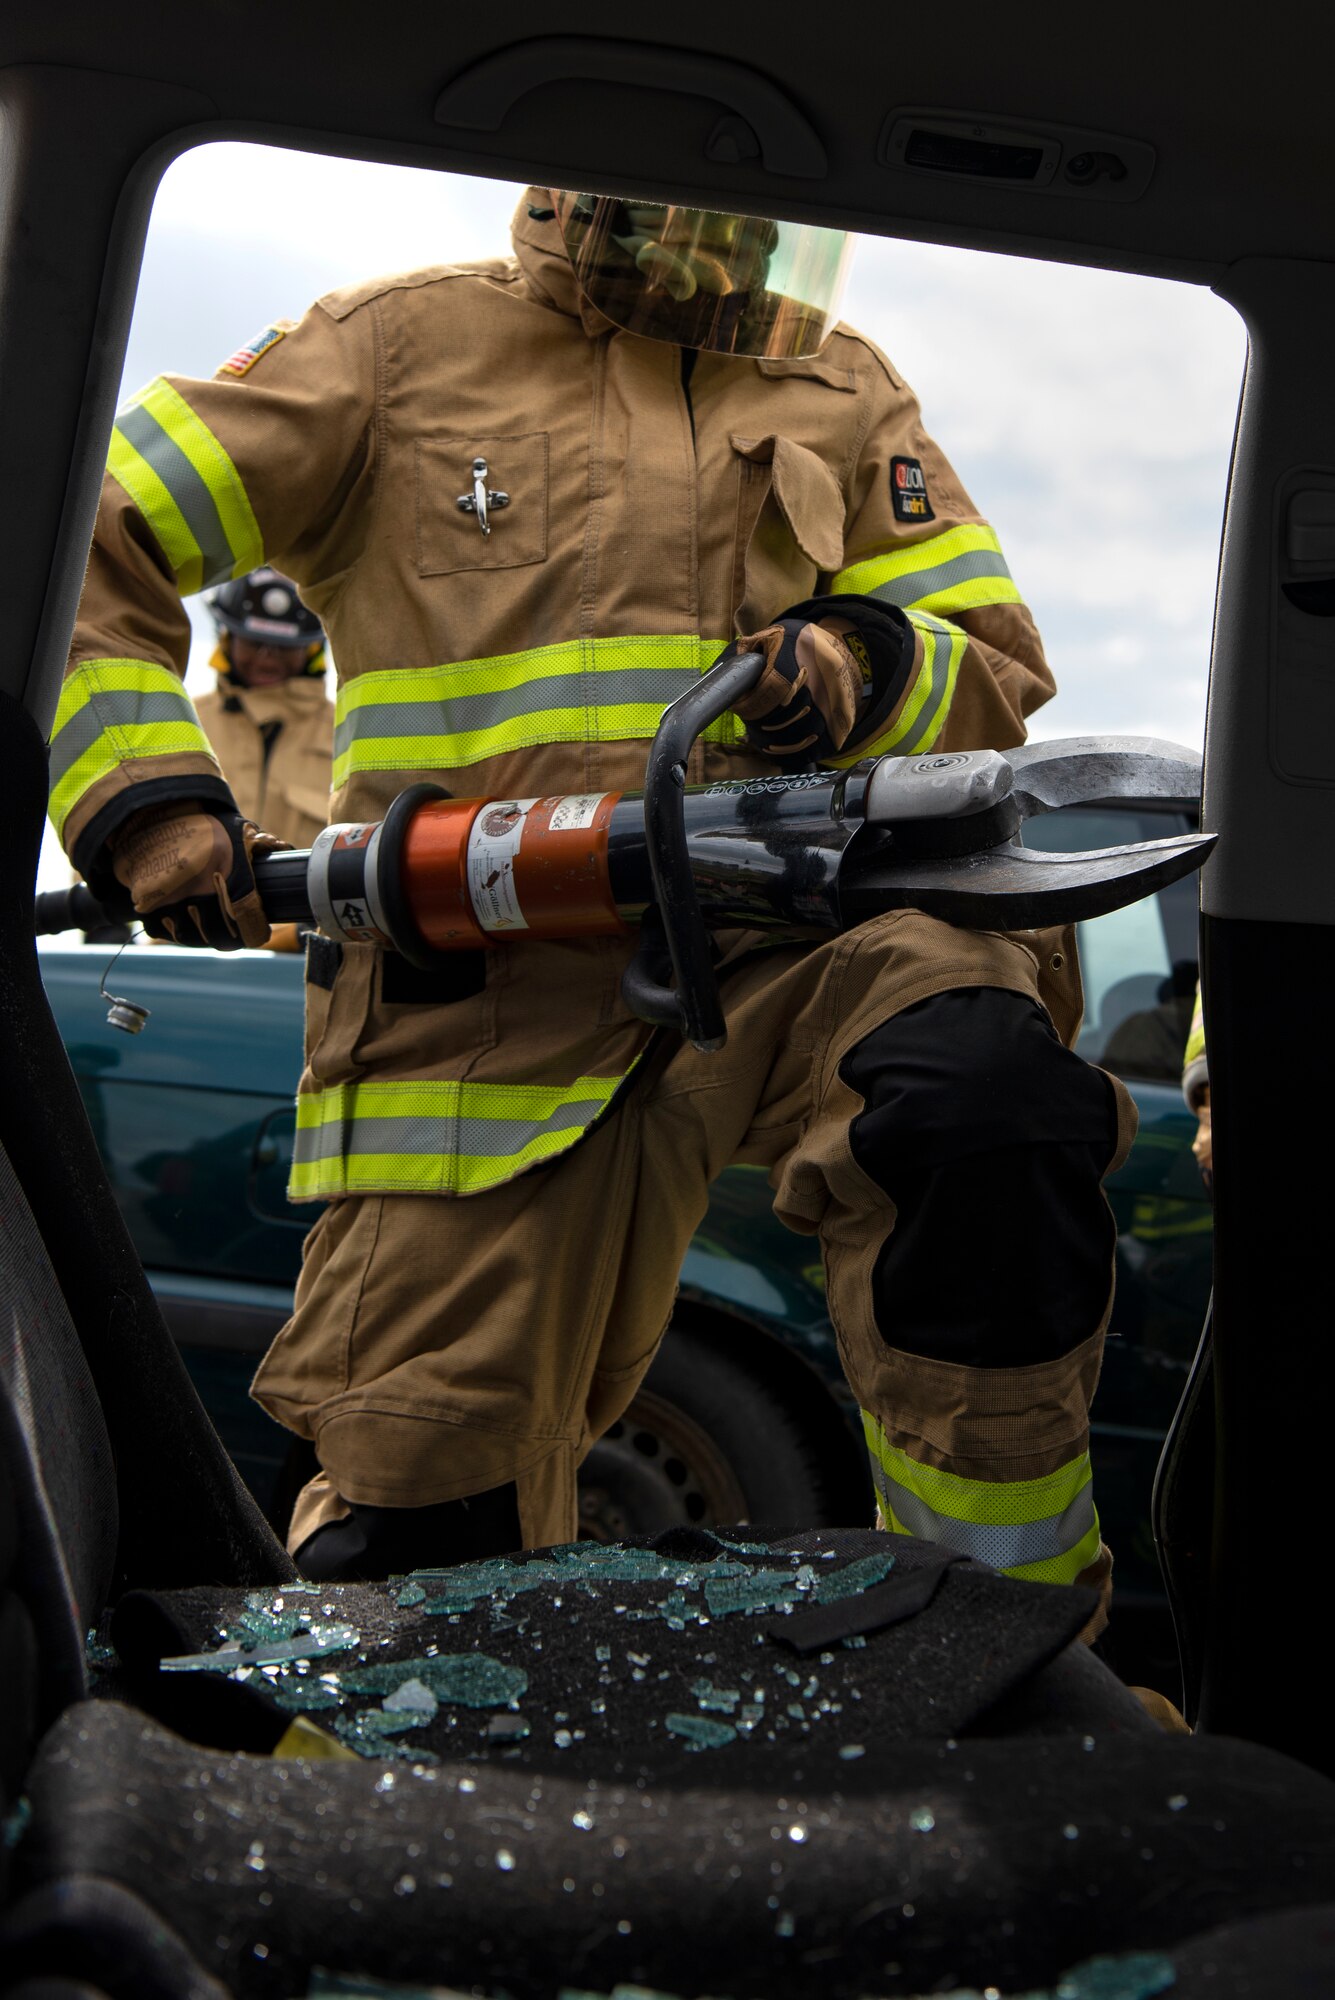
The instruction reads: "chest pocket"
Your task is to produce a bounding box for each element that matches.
[416,433,549,576]
[731,434,847,632]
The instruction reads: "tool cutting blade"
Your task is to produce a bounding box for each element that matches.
[1003,735,1203,818]
[840,829,1216,930]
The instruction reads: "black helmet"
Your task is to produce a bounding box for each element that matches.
[207,568,323,649]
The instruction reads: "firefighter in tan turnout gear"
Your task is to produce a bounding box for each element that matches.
[193,568,332,951]
[198,567,332,853]
[49,190,1134,1617]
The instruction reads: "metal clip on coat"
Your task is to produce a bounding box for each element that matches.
[455,457,510,536]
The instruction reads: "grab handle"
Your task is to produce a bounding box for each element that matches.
[435,38,828,180]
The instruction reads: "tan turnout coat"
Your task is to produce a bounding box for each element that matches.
[194,671,334,853]
[56,193,1055,1203]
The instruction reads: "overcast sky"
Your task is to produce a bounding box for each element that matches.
[40,141,1247,890]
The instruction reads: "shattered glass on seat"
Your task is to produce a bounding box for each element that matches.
[113,1526,1106,1782]
[301,1948,1179,1998]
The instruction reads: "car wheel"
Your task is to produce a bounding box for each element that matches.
[577,1321,845,1541]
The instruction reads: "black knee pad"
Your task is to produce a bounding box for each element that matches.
[842,987,1121,1369]
[294,1481,523,1582]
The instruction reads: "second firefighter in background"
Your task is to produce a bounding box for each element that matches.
[197,569,331,950]
[199,568,332,850]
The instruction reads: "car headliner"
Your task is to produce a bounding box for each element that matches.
[0,10,1316,733]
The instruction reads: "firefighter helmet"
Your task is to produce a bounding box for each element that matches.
[208,568,322,647]
[206,569,326,677]
[551,192,853,360]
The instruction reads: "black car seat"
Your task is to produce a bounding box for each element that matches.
[0,692,293,1603]
[3,691,1335,1998]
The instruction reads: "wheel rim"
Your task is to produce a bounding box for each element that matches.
[577,1387,750,1542]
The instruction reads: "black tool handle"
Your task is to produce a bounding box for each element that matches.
[626,648,766,1051]
[34,883,112,935]
[34,849,316,937]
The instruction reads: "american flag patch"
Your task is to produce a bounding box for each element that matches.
[217,320,295,378]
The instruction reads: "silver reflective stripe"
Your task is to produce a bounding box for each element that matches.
[868,1457,1097,1570]
[333,666,704,760]
[296,1099,610,1163]
[866,545,1014,611]
[48,686,200,786]
[116,402,237,591]
[893,619,956,757]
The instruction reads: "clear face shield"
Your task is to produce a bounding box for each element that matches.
[554,194,854,360]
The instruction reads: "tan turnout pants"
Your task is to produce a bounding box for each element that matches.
[252,910,1135,1557]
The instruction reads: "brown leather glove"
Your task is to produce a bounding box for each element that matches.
[110,802,278,949]
[1192,1088,1213,1190]
[724,595,912,762]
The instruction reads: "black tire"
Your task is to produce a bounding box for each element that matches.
[577,1320,845,1541]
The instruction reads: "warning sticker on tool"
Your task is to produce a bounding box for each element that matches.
[546,792,608,833]
[467,799,537,932]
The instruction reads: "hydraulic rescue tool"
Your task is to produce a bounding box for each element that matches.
[36,649,1214,1050]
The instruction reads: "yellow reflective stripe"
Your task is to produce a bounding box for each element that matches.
[106,427,204,596]
[871,1496,1101,1586]
[48,727,214,839]
[862,1414,1093,1526]
[828,613,965,765]
[52,659,189,730]
[861,1411,1100,1583]
[906,574,1023,615]
[832,522,1021,617]
[335,636,734,715]
[1001,1522,1105,1587]
[291,1134,587,1199]
[336,704,697,781]
[47,660,215,839]
[129,378,263,581]
[294,1075,624,1127]
[289,1069,632,1199]
[1184,983,1206,1070]
[333,635,741,783]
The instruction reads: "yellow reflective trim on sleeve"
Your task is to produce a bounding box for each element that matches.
[48,726,216,839]
[106,427,204,596]
[47,659,216,841]
[51,659,190,731]
[827,613,965,766]
[832,522,1021,617]
[129,376,263,580]
[908,574,1024,616]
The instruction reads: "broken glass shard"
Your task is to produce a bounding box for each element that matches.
[664,1712,737,1750]
[343,1654,527,1708]
[691,1678,741,1714]
[162,1625,360,1673]
[486,1712,531,1743]
[810,1553,892,1604]
[1053,1953,1179,2000]
[383,1678,440,1717]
